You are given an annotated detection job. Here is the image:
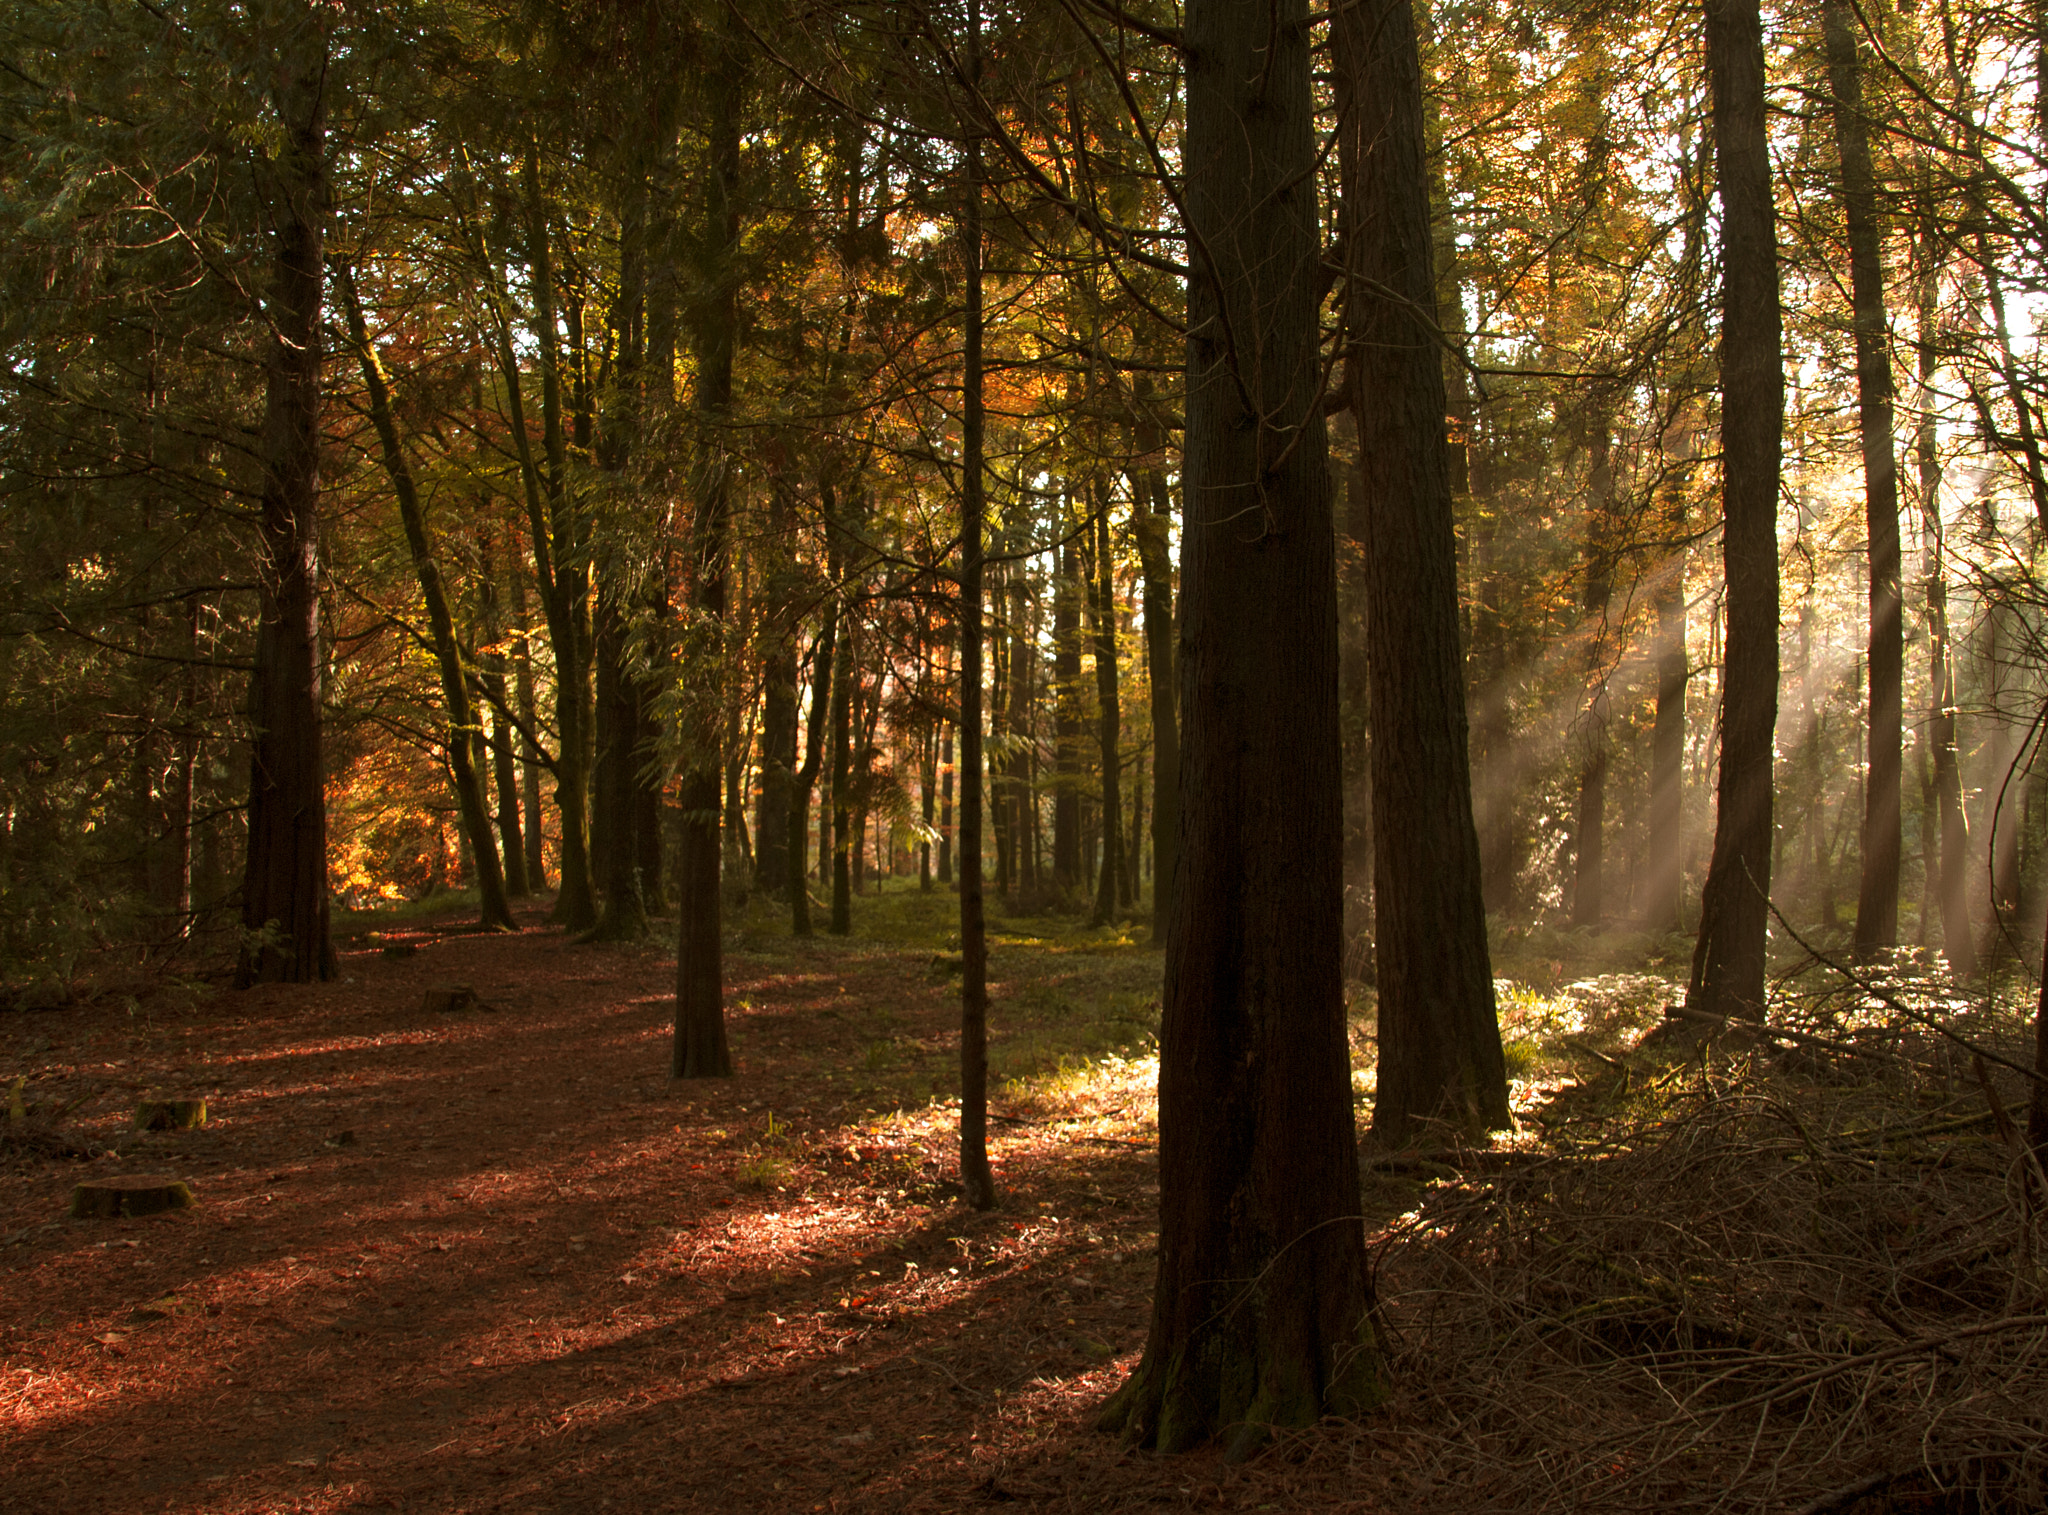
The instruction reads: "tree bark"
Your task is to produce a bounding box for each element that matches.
[673,20,742,1079]
[1133,467,1179,940]
[1089,494,1122,926]
[238,20,334,988]
[1336,0,1509,1140]
[790,610,835,937]
[1688,0,1783,1021]
[1825,0,1903,955]
[1052,527,1084,895]
[1100,0,1379,1453]
[957,47,996,1212]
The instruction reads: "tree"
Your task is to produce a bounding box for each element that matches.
[1337,0,1509,1142]
[1824,0,1903,957]
[1688,0,1783,1021]
[239,3,336,988]
[1099,0,1380,1454]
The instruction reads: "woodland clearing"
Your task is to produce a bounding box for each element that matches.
[4,891,2046,1513]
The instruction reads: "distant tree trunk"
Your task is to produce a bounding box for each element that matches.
[1336,0,1509,1139]
[1101,0,1379,1453]
[239,26,334,988]
[1646,421,1691,932]
[789,610,835,937]
[957,52,996,1212]
[1089,495,1122,926]
[337,267,515,933]
[673,21,741,1079]
[1917,231,1975,976]
[757,630,797,898]
[508,554,549,892]
[939,723,955,884]
[920,728,936,891]
[590,586,650,939]
[1052,529,1084,894]
[1571,415,1614,931]
[522,148,597,931]
[1130,443,1179,941]
[829,563,855,936]
[477,533,530,898]
[1689,0,1783,1021]
[1826,0,1903,955]
[1006,564,1037,895]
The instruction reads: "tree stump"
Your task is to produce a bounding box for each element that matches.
[135,1097,208,1131]
[71,1176,195,1219]
[423,984,480,1013]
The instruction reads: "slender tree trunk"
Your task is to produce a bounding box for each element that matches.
[338,268,515,932]
[523,148,597,930]
[921,728,936,891]
[1089,496,1123,926]
[1646,422,1692,932]
[1336,0,1509,1139]
[1917,232,1975,975]
[757,635,797,898]
[508,553,548,892]
[238,23,334,987]
[673,21,742,1079]
[957,54,996,1212]
[1102,0,1378,1453]
[477,532,530,898]
[1053,530,1083,895]
[829,556,855,936]
[1825,0,1903,954]
[1131,453,1179,941]
[939,723,955,884]
[1572,416,1614,930]
[1688,0,1783,1022]
[790,611,835,937]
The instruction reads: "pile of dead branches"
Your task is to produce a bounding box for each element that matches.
[1352,967,2048,1514]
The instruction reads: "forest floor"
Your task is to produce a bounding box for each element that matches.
[5,889,2045,1513]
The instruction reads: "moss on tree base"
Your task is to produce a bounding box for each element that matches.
[71,1176,195,1219]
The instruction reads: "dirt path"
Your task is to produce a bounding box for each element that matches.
[2,900,1284,1513]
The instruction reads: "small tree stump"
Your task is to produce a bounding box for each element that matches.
[135,1097,207,1131]
[423,984,480,1013]
[71,1176,195,1220]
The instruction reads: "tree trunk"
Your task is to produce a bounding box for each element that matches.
[1089,495,1122,927]
[476,532,530,898]
[522,147,597,931]
[508,552,549,893]
[1688,0,1783,1022]
[673,21,741,1080]
[957,57,996,1212]
[337,267,515,933]
[790,610,835,937]
[1336,0,1509,1140]
[1052,529,1084,895]
[1100,0,1379,1453]
[1825,0,1903,955]
[1916,231,1975,976]
[829,538,855,936]
[1571,416,1614,931]
[757,630,797,898]
[238,22,334,988]
[939,723,955,884]
[1131,453,1179,941]
[1646,421,1692,933]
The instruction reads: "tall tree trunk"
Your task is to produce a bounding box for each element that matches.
[338,268,515,932]
[1101,0,1378,1453]
[522,148,597,930]
[957,53,996,1212]
[238,22,334,987]
[1133,469,1179,940]
[1646,420,1692,932]
[829,539,855,936]
[939,722,955,884]
[1917,231,1975,976]
[1826,0,1903,955]
[1089,494,1122,926]
[673,21,742,1080]
[507,550,549,892]
[790,610,835,937]
[477,531,530,898]
[1688,0,1783,1021]
[1336,0,1509,1140]
[757,622,797,897]
[1052,528,1083,894]
[1572,415,1614,930]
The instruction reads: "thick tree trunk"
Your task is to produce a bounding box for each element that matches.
[1101,0,1378,1453]
[1336,0,1509,1140]
[238,26,334,988]
[957,79,996,1212]
[1688,0,1783,1021]
[1826,0,1903,955]
[338,268,515,933]
[673,24,741,1079]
